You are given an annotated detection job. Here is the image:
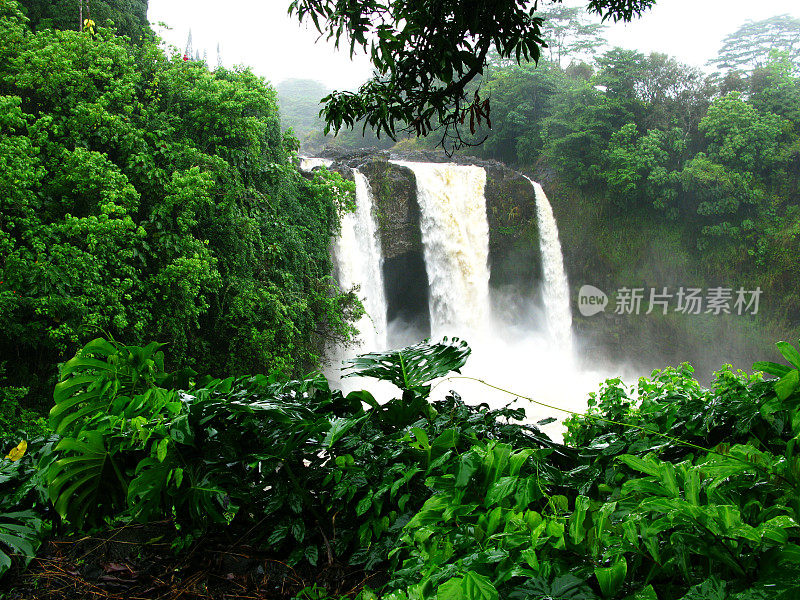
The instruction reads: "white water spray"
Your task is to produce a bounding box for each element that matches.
[392,162,491,338]
[529,178,573,356]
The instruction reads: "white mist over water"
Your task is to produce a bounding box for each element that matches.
[529,178,574,358]
[391,161,491,338]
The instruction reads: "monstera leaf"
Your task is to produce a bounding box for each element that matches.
[343,337,471,393]
[50,338,171,435]
[46,430,127,528]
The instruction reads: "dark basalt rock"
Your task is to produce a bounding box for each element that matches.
[357,156,422,260]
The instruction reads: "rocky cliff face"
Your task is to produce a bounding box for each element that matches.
[321,150,542,292]
[354,157,422,260]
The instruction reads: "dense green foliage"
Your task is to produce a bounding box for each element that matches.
[711,15,800,75]
[464,17,800,260]
[0,433,54,578]
[4,336,800,600]
[18,0,149,40]
[0,2,359,408]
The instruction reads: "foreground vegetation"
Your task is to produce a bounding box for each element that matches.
[2,336,800,599]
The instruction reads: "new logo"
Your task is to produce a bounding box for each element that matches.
[578,285,608,316]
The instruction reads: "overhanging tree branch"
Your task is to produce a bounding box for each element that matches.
[289,0,655,151]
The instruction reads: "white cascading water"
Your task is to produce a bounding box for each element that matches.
[299,159,390,393]
[333,170,389,353]
[391,161,491,338]
[330,169,395,397]
[298,157,333,171]
[298,158,387,350]
[528,178,574,356]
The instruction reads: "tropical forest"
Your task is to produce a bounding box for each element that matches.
[2,0,800,599]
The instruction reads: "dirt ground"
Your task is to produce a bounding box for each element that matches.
[0,522,383,599]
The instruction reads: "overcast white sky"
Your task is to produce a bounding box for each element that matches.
[147,0,800,91]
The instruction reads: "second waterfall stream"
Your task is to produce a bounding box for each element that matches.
[333,169,388,353]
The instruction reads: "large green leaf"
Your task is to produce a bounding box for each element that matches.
[461,571,499,600]
[776,370,800,401]
[623,585,658,600]
[570,495,590,545]
[343,337,471,392]
[437,577,464,600]
[753,361,792,379]
[0,510,42,578]
[617,454,661,477]
[127,454,178,522]
[678,577,727,600]
[45,431,127,528]
[776,341,800,370]
[595,557,627,598]
[756,341,800,401]
[50,338,170,435]
[510,574,597,600]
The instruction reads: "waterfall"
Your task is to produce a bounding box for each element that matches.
[298,157,333,171]
[528,178,573,355]
[309,157,606,438]
[332,169,388,353]
[299,157,387,351]
[392,161,491,338]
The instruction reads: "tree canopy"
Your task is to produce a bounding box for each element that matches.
[17,0,149,39]
[711,14,800,75]
[539,4,607,67]
[289,0,655,150]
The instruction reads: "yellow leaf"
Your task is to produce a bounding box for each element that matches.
[6,440,27,462]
